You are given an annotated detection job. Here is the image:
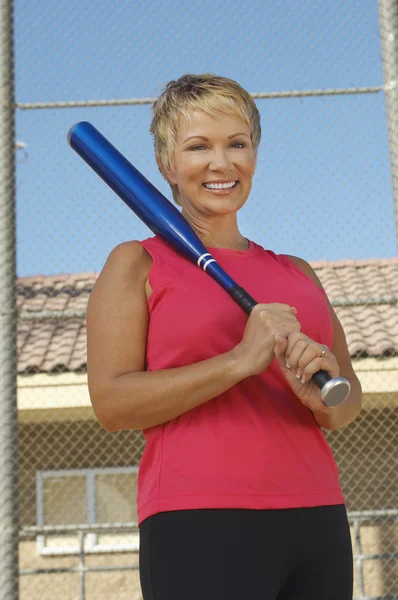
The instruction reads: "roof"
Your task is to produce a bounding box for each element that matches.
[16,258,398,374]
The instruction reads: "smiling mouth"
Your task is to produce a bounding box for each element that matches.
[203,181,238,190]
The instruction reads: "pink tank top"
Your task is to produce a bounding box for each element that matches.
[137,235,344,525]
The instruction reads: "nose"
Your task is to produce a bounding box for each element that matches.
[209,147,233,171]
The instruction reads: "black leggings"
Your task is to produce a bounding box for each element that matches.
[139,505,353,600]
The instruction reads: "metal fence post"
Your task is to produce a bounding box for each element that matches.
[0,0,19,598]
[378,0,398,251]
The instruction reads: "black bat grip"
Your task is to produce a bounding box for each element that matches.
[229,286,350,408]
[312,369,331,388]
[229,285,257,315]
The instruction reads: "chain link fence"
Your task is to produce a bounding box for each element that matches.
[0,0,397,598]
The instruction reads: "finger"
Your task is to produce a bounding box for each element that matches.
[285,337,309,372]
[267,303,298,314]
[296,345,325,381]
[274,333,288,362]
[300,356,339,384]
[297,342,326,372]
[258,311,300,334]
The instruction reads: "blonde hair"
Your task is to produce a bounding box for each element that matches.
[150,73,261,205]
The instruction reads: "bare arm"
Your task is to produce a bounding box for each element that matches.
[86,241,249,432]
[311,301,362,430]
[287,255,362,430]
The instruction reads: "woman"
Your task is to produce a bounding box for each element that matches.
[87,73,362,599]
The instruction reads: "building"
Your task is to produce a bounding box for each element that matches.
[17,256,398,599]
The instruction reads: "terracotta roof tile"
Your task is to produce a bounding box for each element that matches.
[69,323,87,372]
[16,259,398,374]
[17,320,33,358]
[18,321,57,373]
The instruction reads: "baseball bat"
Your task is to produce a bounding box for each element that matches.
[67,121,350,408]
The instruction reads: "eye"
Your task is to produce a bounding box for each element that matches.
[188,141,246,151]
[188,144,207,151]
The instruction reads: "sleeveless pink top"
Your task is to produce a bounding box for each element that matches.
[137,235,344,525]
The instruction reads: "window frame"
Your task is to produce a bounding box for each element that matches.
[36,466,139,555]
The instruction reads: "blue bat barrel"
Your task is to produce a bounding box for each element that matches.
[67,121,350,407]
[68,121,256,313]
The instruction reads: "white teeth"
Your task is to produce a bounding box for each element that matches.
[204,181,237,190]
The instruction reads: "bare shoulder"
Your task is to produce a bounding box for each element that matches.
[285,254,324,291]
[89,240,152,295]
[87,240,154,330]
[103,240,152,279]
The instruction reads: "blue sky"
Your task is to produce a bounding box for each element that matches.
[13,0,396,277]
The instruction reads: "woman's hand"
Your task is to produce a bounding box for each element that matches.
[232,303,301,378]
[274,332,340,412]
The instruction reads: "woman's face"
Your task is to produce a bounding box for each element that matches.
[167,110,256,217]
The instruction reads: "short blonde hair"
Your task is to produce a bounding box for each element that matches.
[150,73,261,205]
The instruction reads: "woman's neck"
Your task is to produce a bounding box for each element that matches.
[204,235,249,250]
[181,211,248,251]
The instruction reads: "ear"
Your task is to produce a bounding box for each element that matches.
[165,167,177,185]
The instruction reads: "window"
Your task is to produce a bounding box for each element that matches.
[36,467,139,555]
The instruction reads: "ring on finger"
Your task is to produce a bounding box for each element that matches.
[320,344,328,358]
